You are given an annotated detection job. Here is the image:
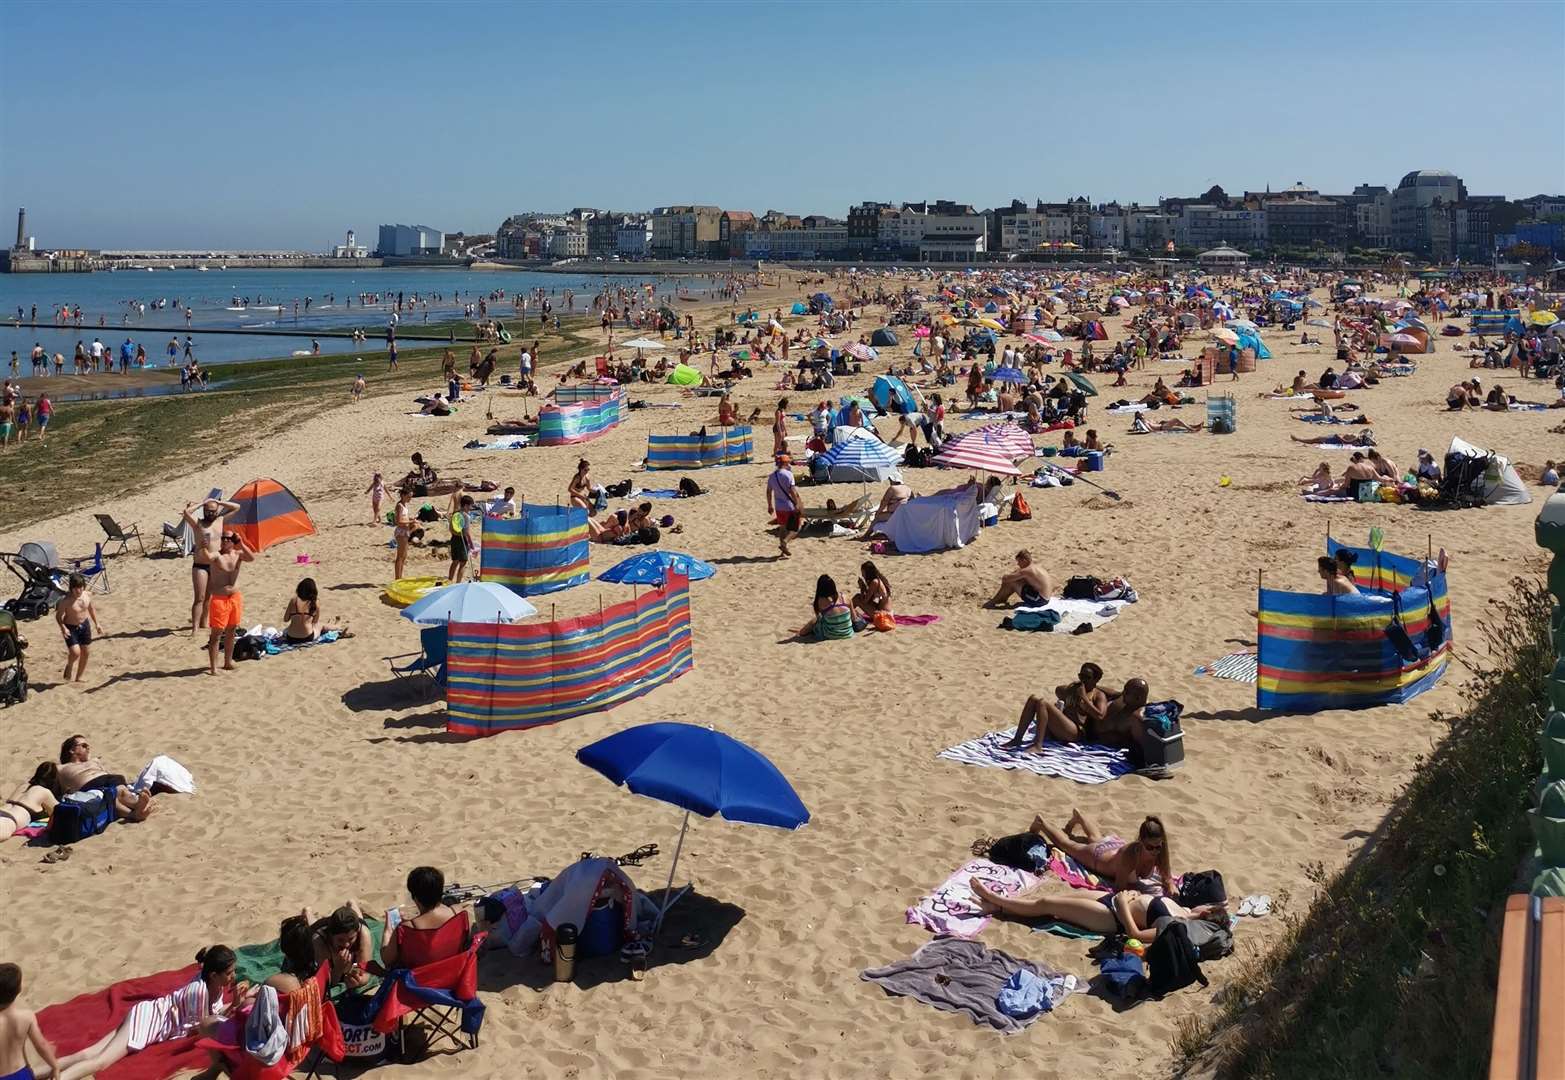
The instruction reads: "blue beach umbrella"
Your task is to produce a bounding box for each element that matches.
[400,581,537,625]
[818,437,902,470]
[598,550,716,586]
[578,722,809,933]
[989,365,1028,384]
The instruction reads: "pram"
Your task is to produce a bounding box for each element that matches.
[0,610,28,705]
[1,542,70,621]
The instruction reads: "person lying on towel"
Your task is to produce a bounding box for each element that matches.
[1024,811,1175,896]
[1002,676,1149,753]
[970,881,1226,940]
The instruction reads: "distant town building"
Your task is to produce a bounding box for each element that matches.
[1390,169,1466,255]
[718,210,756,258]
[376,223,443,257]
[615,219,652,256]
[1176,204,1266,249]
[744,216,849,260]
[650,206,722,257]
[330,229,368,258]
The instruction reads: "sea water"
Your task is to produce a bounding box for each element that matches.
[0,267,718,367]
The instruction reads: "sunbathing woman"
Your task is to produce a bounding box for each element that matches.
[0,763,60,842]
[1129,414,1204,433]
[1005,677,1150,750]
[1003,663,1107,750]
[1290,428,1375,447]
[55,946,241,1080]
[1029,811,1174,895]
[971,881,1225,941]
[851,561,892,623]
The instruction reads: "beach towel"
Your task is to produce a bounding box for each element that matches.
[907,858,1038,939]
[260,629,343,656]
[1195,652,1258,683]
[1046,850,1106,891]
[892,613,941,626]
[1509,402,1550,411]
[1302,493,1356,502]
[629,488,681,499]
[938,731,1133,785]
[1006,598,1125,634]
[1030,919,1104,941]
[1314,441,1367,451]
[1106,403,1150,414]
[1265,393,1317,401]
[233,919,386,989]
[463,436,530,451]
[862,938,1069,1033]
[132,755,196,796]
[38,964,209,1080]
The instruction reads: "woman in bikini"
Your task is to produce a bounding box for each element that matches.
[392,486,417,581]
[772,398,790,457]
[851,561,892,623]
[796,575,856,640]
[971,880,1225,941]
[0,763,60,842]
[1028,812,1173,894]
[568,459,594,511]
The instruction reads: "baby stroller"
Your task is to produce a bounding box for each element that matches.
[1,542,69,621]
[0,610,27,705]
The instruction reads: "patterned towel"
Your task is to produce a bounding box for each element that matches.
[938,731,1133,785]
[906,858,1038,939]
[1194,652,1258,683]
[1302,493,1356,502]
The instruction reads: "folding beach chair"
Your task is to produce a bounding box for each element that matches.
[94,514,144,555]
[370,914,486,1061]
[66,544,110,594]
[594,355,611,378]
[198,961,346,1080]
[384,626,448,691]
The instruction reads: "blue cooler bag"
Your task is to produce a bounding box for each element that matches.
[50,786,116,844]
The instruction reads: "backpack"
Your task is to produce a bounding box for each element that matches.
[1062,575,1100,600]
[1178,869,1227,907]
[677,477,704,498]
[1098,953,1146,1001]
[903,446,928,468]
[1182,918,1234,961]
[1010,492,1032,521]
[986,832,1046,872]
[416,505,439,523]
[1144,920,1207,997]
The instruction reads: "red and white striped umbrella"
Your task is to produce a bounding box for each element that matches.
[968,421,1036,461]
[934,431,1022,475]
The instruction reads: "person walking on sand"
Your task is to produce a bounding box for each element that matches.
[205,531,254,674]
[766,454,803,558]
[56,573,102,683]
[352,372,365,403]
[182,497,240,632]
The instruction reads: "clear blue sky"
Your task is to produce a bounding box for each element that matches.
[3,0,1562,250]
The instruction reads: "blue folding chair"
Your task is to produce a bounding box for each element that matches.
[384,626,448,690]
[67,544,110,594]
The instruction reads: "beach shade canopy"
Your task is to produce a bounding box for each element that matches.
[228,478,315,551]
[989,365,1028,385]
[1387,332,1423,351]
[1213,328,1240,346]
[818,435,904,472]
[577,722,809,934]
[970,421,1035,460]
[845,342,877,362]
[790,302,808,315]
[400,581,537,625]
[620,338,665,351]
[1225,319,1259,332]
[667,363,703,386]
[870,328,898,347]
[870,374,917,415]
[598,550,715,586]
[934,433,1022,475]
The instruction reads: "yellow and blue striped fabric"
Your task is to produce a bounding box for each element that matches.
[645,425,753,470]
[479,506,589,596]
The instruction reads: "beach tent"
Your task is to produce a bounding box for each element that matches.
[814,436,903,484]
[667,364,703,386]
[885,485,980,554]
[1447,436,1531,505]
[228,478,315,551]
[479,507,590,596]
[790,302,808,315]
[1257,539,1449,713]
[870,374,917,415]
[1082,321,1108,341]
[1233,328,1272,360]
[870,328,898,347]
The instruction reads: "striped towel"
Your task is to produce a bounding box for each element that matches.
[1303,493,1355,502]
[1195,652,1258,683]
[938,730,1132,785]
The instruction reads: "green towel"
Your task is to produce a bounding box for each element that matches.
[1029,919,1103,941]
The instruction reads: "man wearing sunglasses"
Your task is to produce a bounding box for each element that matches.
[206,531,255,675]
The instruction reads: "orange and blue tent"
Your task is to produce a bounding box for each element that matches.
[229,478,316,551]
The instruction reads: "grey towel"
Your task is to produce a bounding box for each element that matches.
[862,938,1045,1034]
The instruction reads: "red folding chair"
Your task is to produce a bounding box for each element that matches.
[369,912,486,1059]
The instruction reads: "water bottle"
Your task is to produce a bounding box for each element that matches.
[554,923,578,983]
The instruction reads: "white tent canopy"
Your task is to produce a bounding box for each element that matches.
[1448,435,1531,506]
[885,484,980,554]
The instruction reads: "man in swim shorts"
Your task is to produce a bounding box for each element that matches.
[55,573,101,683]
[766,454,803,558]
[205,530,254,675]
[182,497,240,633]
[0,961,62,1080]
[0,400,13,448]
[987,549,1052,607]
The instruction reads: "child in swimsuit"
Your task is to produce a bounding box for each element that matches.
[0,963,60,1080]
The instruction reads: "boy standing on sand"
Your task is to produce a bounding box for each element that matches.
[206,531,255,674]
[352,373,365,403]
[56,572,102,683]
[447,495,475,583]
[0,963,60,1080]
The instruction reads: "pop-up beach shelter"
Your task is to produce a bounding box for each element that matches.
[870,328,898,347]
[871,374,916,415]
[228,478,315,551]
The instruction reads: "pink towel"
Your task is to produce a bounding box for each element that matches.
[906,859,1037,939]
[893,614,941,626]
[16,822,47,840]
[1047,852,1108,892]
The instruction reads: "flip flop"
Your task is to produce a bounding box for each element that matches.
[1250,895,1272,917]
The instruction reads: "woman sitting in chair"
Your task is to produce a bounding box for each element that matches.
[379,866,467,971]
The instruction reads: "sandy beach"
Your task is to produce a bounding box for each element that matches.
[1,271,1558,1079]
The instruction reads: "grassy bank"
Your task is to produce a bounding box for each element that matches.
[0,317,600,531]
[1175,579,1554,1079]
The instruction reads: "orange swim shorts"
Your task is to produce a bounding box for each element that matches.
[208,592,243,631]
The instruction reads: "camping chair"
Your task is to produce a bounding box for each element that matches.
[66,544,110,594]
[94,514,144,556]
[800,494,874,531]
[594,355,610,378]
[384,626,448,691]
[369,914,486,1060]
[198,961,346,1080]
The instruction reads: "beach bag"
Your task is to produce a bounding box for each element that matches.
[1062,576,1100,600]
[986,832,1045,872]
[604,479,632,498]
[1183,918,1234,961]
[1010,492,1032,521]
[871,611,895,633]
[1145,921,1207,997]
[232,634,267,662]
[1098,953,1146,1001]
[1385,593,1423,664]
[50,787,114,844]
[1178,870,1227,907]
[416,505,439,523]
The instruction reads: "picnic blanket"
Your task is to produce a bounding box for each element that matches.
[862,938,1078,1033]
[1006,598,1126,633]
[1195,651,1259,683]
[907,858,1037,939]
[938,731,1133,785]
